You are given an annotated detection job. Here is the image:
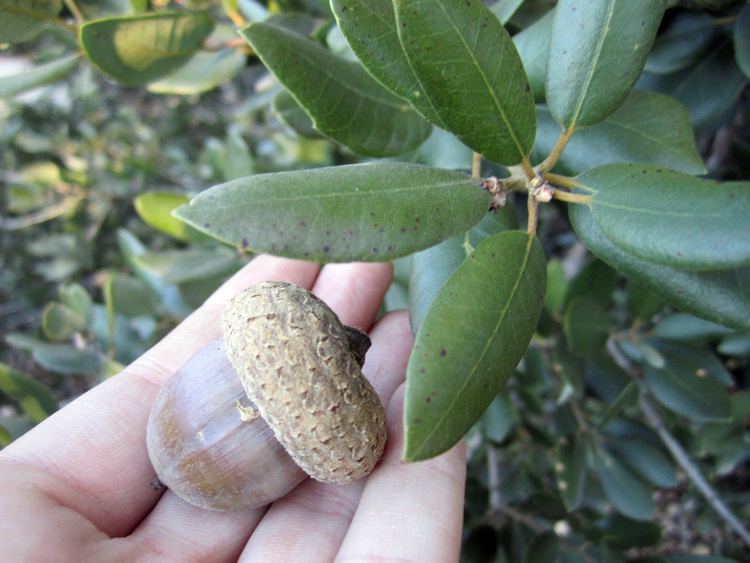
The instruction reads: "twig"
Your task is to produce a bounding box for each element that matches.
[606,340,750,549]
[471,151,482,178]
[62,0,83,24]
[639,396,750,548]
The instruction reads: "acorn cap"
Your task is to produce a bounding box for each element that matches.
[221,281,387,484]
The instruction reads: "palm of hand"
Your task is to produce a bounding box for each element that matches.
[0,257,465,562]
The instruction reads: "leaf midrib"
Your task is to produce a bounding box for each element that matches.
[566,0,617,130]
[433,0,526,159]
[192,178,477,208]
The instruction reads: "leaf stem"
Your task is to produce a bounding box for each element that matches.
[222,0,247,27]
[543,172,579,191]
[640,396,750,548]
[521,156,535,180]
[551,189,592,205]
[537,127,575,173]
[527,194,539,236]
[606,340,750,549]
[471,152,482,178]
[63,0,83,24]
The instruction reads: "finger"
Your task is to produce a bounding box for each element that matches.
[310,262,393,331]
[239,310,412,563]
[1,256,320,537]
[116,262,394,560]
[335,386,467,563]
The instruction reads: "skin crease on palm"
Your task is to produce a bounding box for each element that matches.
[0,255,466,562]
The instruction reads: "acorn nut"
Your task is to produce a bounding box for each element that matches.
[146,281,388,511]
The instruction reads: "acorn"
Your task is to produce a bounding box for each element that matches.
[146,282,387,511]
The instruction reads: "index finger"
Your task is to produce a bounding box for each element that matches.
[1,256,320,536]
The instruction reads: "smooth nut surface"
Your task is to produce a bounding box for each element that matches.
[146,339,306,511]
[221,281,387,484]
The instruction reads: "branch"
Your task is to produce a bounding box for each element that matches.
[639,396,750,548]
[606,340,750,549]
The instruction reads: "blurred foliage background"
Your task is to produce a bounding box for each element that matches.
[1,0,749,561]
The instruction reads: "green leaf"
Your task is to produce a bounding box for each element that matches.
[653,341,732,386]
[482,391,516,443]
[644,355,731,422]
[639,40,746,130]
[626,281,664,321]
[666,557,738,563]
[595,514,662,549]
[134,192,207,242]
[222,129,254,181]
[42,302,86,341]
[241,22,431,157]
[523,531,559,563]
[175,162,490,263]
[408,127,473,170]
[265,12,320,37]
[564,297,610,356]
[0,54,79,98]
[409,206,517,332]
[555,432,588,511]
[543,259,567,315]
[394,0,536,165]
[546,0,665,128]
[272,90,321,139]
[32,344,102,376]
[0,425,11,447]
[534,91,705,176]
[569,204,750,332]
[404,230,546,461]
[645,12,716,75]
[77,0,130,18]
[652,314,734,343]
[735,3,750,78]
[597,381,638,428]
[594,448,654,520]
[0,363,57,423]
[147,48,245,95]
[491,0,525,25]
[409,238,466,333]
[330,0,444,125]
[563,258,617,310]
[104,273,156,318]
[79,12,215,86]
[59,282,92,319]
[0,0,61,43]
[718,334,750,357]
[611,439,677,488]
[580,164,750,271]
[513,10,554,103]
[134,248,238,284]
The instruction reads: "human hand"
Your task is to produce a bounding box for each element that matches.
[0,256,466,562]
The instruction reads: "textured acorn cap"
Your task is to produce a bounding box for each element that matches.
[221,281,387,484]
